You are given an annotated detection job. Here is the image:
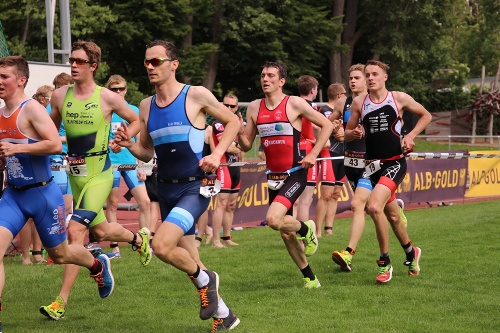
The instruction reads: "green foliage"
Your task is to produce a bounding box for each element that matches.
[0,0,496,130]
[178,43,220,85]
[404,85,477,113]
[432,62,470,88]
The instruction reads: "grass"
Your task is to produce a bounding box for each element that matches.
[413,138,498,152]
[2,200,499,332]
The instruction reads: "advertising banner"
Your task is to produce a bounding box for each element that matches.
[213,153,468,226]
[398,153,468,203]
[465,150,500,197]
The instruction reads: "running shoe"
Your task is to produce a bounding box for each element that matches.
[39,296,65,320]
[84,242,102,251]
[332,250,353,272]
[132,227,152,266]
[90,254,115,298]
[196,270,220,320]
[375,260,393,283]
[396,199,408,228]
[298,220,318,257]
[303,276,321,289]
[406,246,421,276]
[211,309,240,332]
[106,252,122,259]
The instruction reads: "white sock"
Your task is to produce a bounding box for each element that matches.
[215,298,229,318]
[194,270,210,288]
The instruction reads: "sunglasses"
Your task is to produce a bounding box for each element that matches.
[109,87,126,92]
[69,57,92,66]
[223,103,237,108]
[144,57,174,67]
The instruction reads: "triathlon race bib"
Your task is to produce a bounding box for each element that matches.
[344,151,365,169]
[365,160,382,177]
[267,172,289,190]
[67,155,88,176]
[200,174,221,198]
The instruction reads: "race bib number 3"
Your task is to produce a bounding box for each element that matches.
[67,155,88,176]
[200,174,221,198]
[267,173,289,190]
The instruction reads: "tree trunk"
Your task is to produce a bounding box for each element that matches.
[472,65,486,144]
[201,0,223,90]
[488,113,494,144]
[330,0,344,84]
[181,14,194,84]
[22,13,30,45]
[340,0,363,86]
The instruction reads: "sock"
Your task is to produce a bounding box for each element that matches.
[300,265,315,280]
[379,253,390,266]
[89,258,102,275]
[297,221,309,237]
[345,247,355,255]
[215,298,230,318]
[402,241,413,253]
[188,266,210,288]
[89,232,98,243]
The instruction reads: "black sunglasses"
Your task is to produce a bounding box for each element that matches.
[144,57,175,67]
[223,103,237,108]
[69,57,92,66]
[110,87,126,92]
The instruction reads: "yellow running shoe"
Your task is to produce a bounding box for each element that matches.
[133,227,152,266]
[303,276,321,289]
[298,220,318,257]
[397,199,408,228]
[40,296,65,320]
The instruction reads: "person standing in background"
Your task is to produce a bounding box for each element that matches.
[210,93,241,248]
[294,75,319,222]
[315,83,347,237]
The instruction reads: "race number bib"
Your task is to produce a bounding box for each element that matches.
[344,151,365,169]
[267,173,289,190]
[111,121,121,134]
[200,174,221,198]
[365,160,382,177]
[67,155,88,176]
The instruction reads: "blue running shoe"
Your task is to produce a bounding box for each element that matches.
[90,254,114,298]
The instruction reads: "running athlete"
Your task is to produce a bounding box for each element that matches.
[0,56,113,329]
[114,40,240,331]
[345,60,432,283]
[49,73,74,224]
[210,93,242,248]
[315,83,347,237]
[237,61,339,289]
[294,75,319,222]
[331,65,409,272]
[40,41,152,320]
[330,64,371,271]
[105,74,151,258]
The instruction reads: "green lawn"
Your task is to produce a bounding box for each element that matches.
[2,200,499,333]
